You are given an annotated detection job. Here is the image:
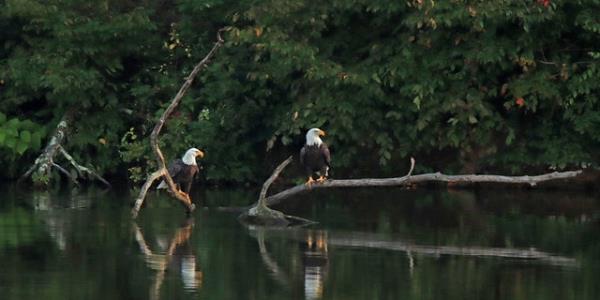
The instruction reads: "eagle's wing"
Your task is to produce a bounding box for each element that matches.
[167,159,184,178]
[321,143,331,167]
[157,159,184,189]
[300,146,307,166]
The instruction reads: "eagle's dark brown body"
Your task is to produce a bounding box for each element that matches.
[300,143,331,180]
[166,159,199,194]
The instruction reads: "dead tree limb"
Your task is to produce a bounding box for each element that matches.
[19,111,110,188]
[131,29,225,218]
[59,146,111,187]
[51,162,78,185]
[19,115,70,186]
[262,158,583,207]
[239,156,318,226]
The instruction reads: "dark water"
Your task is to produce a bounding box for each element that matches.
[1,184,600,300]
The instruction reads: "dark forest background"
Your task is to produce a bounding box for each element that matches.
[1,0,598,184]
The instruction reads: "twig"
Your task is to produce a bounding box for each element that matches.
[131,30,225,218]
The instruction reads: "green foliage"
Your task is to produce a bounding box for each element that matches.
[1,0,599,182]
[0,112,45,156]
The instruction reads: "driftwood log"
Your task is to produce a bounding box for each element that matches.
[131,29,225,218]
[239,156,317,226]
[19,112,110,188]
[259,157,584,207]
[237,157,585,224]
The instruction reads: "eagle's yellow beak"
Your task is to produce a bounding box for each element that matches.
[319,129,326,137]
[196,150,205,158]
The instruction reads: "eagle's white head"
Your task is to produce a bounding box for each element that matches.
[306,128,326,146]
[182,148,204,165]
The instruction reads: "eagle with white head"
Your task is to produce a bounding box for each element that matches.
[157,147,204,195]
[300,128,331,186]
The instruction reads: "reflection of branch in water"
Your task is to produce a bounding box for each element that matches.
[326,233,578,267]
[407,251,414,276]
[254,227,291,288]
[248,227,330,300]
[33,190,97,252]
[259,229,578,268]
[132,220,203,300]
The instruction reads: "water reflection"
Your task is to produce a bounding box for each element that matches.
[133,219,202,299]
[2,185,599,300]
[248,226,330,300]
[248,222,579,299]
[31,190,94,251]
[302,230,329,300]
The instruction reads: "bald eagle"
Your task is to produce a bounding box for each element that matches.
[157,148,204,195]
[300,128,331,186]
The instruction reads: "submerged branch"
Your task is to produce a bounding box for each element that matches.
[131,29,225,218]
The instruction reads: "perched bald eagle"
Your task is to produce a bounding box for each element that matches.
[300,128,331,185]
[157,147,204,195]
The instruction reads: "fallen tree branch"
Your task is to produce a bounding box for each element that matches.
[51,162,78,185]
[240,156,317,226]
[19,111,111,188]
[131,29,225,218]
[262,158,583,207]
[59,146,111,188]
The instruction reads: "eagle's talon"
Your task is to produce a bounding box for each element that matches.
[305,177,315,187]
[316,176,327,183]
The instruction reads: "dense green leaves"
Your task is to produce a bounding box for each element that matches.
[1,0,599,182]
[0,112,45,155]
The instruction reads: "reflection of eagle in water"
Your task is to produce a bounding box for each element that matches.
[157,148,204,195]
[300,128,331,186]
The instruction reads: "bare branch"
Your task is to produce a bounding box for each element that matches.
[51,162,78,185]
[132,30,225,218]
[263,158,583,207]
[259,156,293,204]
[131,170,165,218]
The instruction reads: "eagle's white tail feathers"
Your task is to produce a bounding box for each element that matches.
[157,180,167,189]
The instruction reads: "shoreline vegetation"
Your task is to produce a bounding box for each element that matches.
[1,1,598,197]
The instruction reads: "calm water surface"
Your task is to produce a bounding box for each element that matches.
[1,184,600,299]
